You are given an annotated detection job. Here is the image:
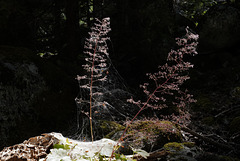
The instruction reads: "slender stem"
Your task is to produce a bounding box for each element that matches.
[89,20,105,142]
[89,40,98,142]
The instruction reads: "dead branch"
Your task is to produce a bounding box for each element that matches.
[181,126,234,150]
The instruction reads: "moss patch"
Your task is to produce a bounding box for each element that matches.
[182,142,195,148]
[127,120,182,151]
[99,120,125,139]
[164,142,184,152]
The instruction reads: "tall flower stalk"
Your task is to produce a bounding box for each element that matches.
[76,17,111,141]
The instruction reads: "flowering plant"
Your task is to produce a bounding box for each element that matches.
[127,27,198,126]
[76,17,111,141]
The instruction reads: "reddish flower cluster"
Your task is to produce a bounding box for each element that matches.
[127,27,198,126]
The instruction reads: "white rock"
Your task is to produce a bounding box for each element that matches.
[46,133,119,161]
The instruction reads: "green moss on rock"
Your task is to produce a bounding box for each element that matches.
[164,142,184,151]
[126,120,182,151]
[99,120,125,139]
[182,142,195,148]
[163,142,199,161]
[163,142,195,152]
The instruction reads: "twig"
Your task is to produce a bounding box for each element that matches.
[181,126,234,150]
[215,104,240,118]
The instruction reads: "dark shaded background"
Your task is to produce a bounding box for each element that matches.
[1,0,240,158]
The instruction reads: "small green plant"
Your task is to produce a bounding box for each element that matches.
[53,143,70,150]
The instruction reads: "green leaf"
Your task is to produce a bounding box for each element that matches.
[64,144,70,150]
[53,143,70,150]
[53,144,65,149]
[120,154,127,161]
[99,154,104,161]
[114,153,121,160]
[66,138,69,143]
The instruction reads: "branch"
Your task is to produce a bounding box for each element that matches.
[181,126,234,150]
